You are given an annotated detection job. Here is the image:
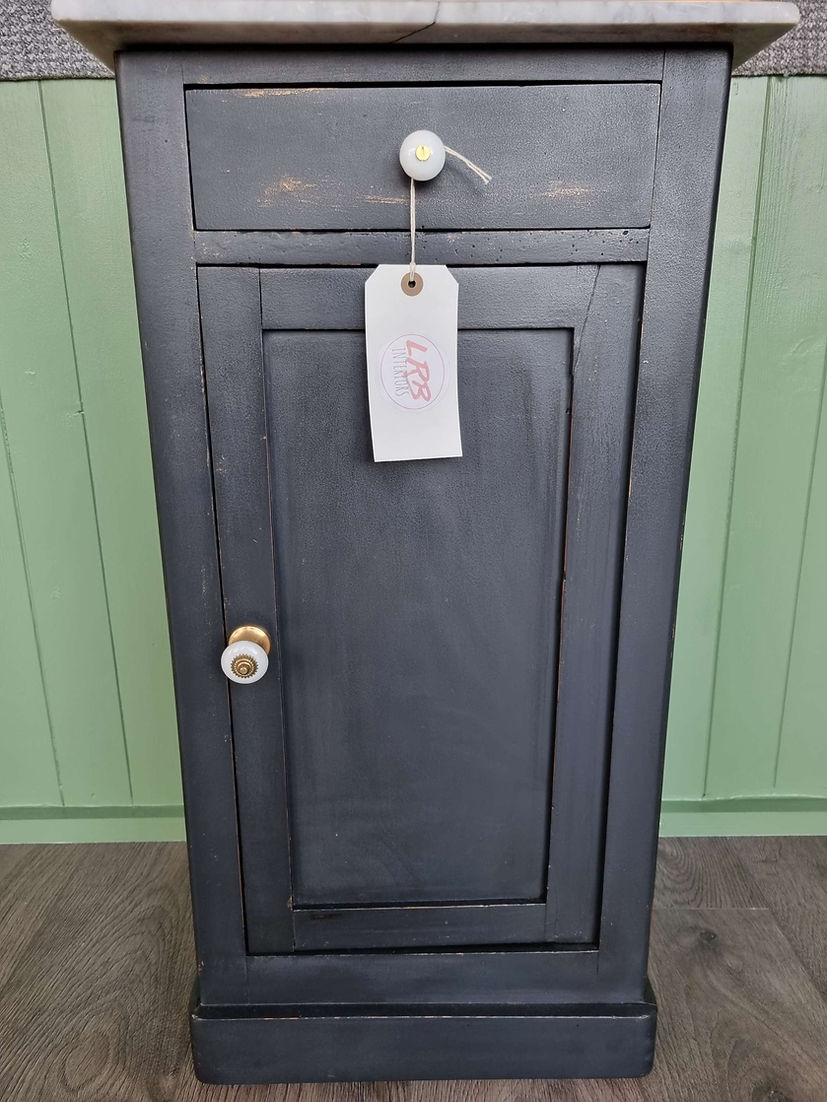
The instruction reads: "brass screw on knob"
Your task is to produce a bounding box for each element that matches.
[230,654,258,679]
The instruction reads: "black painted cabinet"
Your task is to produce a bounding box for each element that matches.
[116,45,730,1083]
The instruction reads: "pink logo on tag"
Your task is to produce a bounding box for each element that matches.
[380,334,445,410]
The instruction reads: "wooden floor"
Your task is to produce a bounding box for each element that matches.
[0,838,825,1100]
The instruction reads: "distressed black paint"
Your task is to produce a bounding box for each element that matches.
[116,44,731,1083]
[187,82,660,231]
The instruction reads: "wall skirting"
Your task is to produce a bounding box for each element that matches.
[1,799,826,845]
[0,806,186,844]
[659,798,827,837]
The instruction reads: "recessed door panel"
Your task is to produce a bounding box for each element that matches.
[264,329,571,906]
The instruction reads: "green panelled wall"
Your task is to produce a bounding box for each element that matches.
[664,75,827,835]
[0,81,181,843]
[0,77,825,842]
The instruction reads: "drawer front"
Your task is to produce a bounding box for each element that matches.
[186,83,660,231]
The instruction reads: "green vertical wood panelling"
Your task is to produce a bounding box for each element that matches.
[706,78,827,797]
[0,77,826,838]
[40,82,181,806]
[663,79,768,800]
[0,82,130,806]
[775,354,827,794]
[0,404,61,806]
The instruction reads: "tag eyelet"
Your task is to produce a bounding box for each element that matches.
[401,272,423,296]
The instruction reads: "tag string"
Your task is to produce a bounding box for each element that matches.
[408,148,491,286]
[443,147,493,184]
[409,176,417,285]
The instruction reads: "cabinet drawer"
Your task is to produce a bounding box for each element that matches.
[186,82,660,231]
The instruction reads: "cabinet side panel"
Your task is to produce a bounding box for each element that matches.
[116,54,248,1002]
[599,47,731,994]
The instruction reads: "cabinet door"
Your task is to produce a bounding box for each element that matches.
[199,264,642,953]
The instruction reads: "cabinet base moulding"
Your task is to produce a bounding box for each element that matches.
[190,982,658,1084]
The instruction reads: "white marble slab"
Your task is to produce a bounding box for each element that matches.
[52,1,799,69]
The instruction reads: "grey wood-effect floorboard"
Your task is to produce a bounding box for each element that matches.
[647,907,827,1102]
[0,844,90,992]
[652,836,765,909]
[0,839,825,1101]
[727,836,827,1002]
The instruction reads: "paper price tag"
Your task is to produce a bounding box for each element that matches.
[365,265,462,462]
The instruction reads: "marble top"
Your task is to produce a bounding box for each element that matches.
[52,1,800,69]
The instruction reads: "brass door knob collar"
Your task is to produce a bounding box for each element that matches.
[227,624,271,654]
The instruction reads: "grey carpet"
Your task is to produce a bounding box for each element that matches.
[737,0,827,74]
[0,0,825,80]
[1,0,111,79]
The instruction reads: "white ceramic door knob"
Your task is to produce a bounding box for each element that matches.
[399,130,446,181]
[220,625,271,684]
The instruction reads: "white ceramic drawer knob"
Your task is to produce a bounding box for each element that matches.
[220,625,271,684]
[399,129,446,181]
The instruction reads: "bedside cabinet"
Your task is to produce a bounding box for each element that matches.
[56,0,797,1084]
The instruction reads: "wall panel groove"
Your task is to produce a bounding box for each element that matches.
[775,338,827,795]
[700,78,772,800]
[664,78,768,801]
[773,344,827,785]
[705,76,827,799]
[40,81,180,807]
[0,80,130,807]
[38,81,135,805]
[0,390,61,806]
